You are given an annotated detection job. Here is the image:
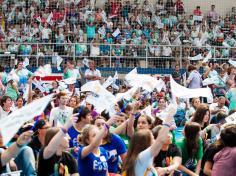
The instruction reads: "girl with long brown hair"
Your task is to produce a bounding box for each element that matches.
[176,122,203,176]
[122,109,175,176]
[191,104,218,141]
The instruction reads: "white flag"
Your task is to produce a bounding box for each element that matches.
[203,51,212,63]
[56,55,63,71]
[202,77,218,86]
[112,28,121,38]
[115,86,139,102]
[82,58,90,67]
[136,16,142,26]
[188,54,203,61]
[32,79,46,93]
[34,64,52,77]
[0,94,53,145]
[225,112,236,124]
[82,81,116,113]
[141,105,154,121]
[170,76,213,102]
[23,57,29,67]
[126,74,165,92]
[98,26,106,37]
[223,41,231,48]
[125,18,129,26]
[46,12,54,25]
[156,103,177,121]
[229,59,236,68]
[7,69,20,83]
[103,76,113,88]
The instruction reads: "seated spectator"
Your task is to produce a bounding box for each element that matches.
[152,125,182,175]
[193,6,202,16]
[172,64,182,84]
[211,124,236,176]
[177,122,203,176]
[210,96,229,117]
[0,131,36,175]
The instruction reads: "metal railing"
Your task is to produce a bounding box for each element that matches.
[0,42,235,69]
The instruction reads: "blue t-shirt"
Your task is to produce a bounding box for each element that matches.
[68,126,81,158]
[78,146,109,176]
[68,126,81,148]
[101,134,127,173]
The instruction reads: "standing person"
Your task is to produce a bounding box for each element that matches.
[172,64,182,84]
[68,107,91,151]
[77,124,109,176]
[38,114,79,176]
[210,124,236,176]
[186,65,202,89]
[63,60,81,85]
[49,92,73,127]
[226,76,236,111]
[176,122,203,176]
[122,108,175,175]
[28,119,50,159]
[84,60,102,82]
[93,116,127,174]
[15,61,33,91]
[5,78,19,102]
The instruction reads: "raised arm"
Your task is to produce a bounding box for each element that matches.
[43,114,78,159]
[150,106,176,157]
[80,125,107,159]
[1,131,33,166]
[27,77,33,104]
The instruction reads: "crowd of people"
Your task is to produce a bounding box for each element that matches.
[0,57,235,176]
[0,0,236,176]
[0,0,236,68]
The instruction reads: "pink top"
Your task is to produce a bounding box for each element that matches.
[212,147,236,176]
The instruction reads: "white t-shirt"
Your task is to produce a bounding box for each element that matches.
[0,106,11,120]
[49,106,73,127]
[135,147,157,176]
[41,28,52,40]
[209,103,229,116]
[84,69,101,82]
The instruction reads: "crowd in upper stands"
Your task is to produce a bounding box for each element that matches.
[0,0,236,68]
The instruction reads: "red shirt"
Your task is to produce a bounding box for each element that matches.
[52,11,60,22]
[110,2,121,16]
[193,9,202,16]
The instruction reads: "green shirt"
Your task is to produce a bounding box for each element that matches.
[63,69,81,79]
[109,126,130,149]
[176,138,203,165]
[6,86,18,101]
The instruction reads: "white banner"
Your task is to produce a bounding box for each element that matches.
[0,94,53,145]
[170,76,213,102]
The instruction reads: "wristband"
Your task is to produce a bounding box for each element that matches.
[105,124,110,130]
[61,127,68,134]
[16,140,24,148]
[162,123,171,128]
